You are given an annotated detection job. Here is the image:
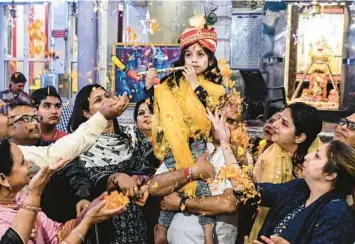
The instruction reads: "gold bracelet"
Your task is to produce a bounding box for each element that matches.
[20,204,41,213]
[72,229,85,243]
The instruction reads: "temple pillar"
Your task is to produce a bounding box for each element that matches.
[77,0,98,90]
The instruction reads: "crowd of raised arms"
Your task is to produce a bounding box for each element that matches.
[0,16,354,244]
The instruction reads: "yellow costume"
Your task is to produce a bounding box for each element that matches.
[248,137,322,242]
[152,75,224,196]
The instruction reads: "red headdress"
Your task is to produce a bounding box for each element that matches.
[180,26,217,53]
[179,6,219,53]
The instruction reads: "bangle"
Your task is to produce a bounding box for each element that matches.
[179,197,188,212]
[72,229,85,243]
[183,168,189,180]
[20,204,41,213]
[188,167,193,181]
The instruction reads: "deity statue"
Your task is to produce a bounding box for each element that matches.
[309,36,333,73]
[328,89,339,103]
[309,71,327,100]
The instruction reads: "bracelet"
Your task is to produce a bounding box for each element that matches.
[72,229,85,243]
[233,190,244,199]
[188,167,193,181]
[183,168,189,180]
[179,197,188,212]
[20,204,41,213]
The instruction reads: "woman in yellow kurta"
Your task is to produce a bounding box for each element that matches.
[249,102,323,242]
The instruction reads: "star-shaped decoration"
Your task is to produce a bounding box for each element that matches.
[350,2,355,11]
[264,9,272,16]
[140,10,155,35]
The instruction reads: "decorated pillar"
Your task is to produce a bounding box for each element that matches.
[77,0,98,90]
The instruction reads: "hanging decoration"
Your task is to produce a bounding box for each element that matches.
[10,0,17,19]
[27,19,47,58]
[140,10,154,35]
[350,2,355,11]
[71,2,78,17]
[125,26,138,44]
[264,8,272,16]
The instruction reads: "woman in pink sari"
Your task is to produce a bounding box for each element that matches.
[0,138,126,244]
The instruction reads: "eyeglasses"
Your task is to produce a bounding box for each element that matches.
[9,115,43,126]
[339,118,355,130]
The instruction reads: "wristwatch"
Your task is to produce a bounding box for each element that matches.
[233,190,244,199]
[179,197,188,212]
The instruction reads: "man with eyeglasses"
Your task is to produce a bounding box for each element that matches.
[6,100,93,222]
[333,113,355,210]
[4,94,129,221]
[333,115,355,148]
[4,93,129,168]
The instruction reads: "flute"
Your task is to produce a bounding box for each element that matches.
[137,66,185,76]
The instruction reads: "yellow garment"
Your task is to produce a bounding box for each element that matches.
[248,137,322,243]
[152,76,224,197]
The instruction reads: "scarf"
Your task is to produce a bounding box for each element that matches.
[249,137,322,242]
[80,125,136,168]
[153,76,224,197]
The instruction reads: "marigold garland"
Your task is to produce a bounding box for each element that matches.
[217,164,260,204]
[253,139,267,160]
[104,191,130,209]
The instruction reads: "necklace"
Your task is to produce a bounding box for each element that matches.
[0,199,20,210]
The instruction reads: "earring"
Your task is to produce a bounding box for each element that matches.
[0,173,12,191]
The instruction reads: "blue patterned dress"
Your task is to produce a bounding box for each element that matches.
[80,125,158,244]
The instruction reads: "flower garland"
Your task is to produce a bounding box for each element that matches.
[217,164,260,204]
[104,191,130,209]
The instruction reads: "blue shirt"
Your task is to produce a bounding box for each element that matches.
[257,179,355,244]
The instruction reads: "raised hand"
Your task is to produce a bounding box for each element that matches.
[145,68,159,90]
[206,108,231,144]
[99,94,129,120]
[29,158,71,196]
[183,64,198,90]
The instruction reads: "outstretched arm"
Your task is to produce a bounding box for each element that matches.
[19,96,129,168]
[161,189,238,216]
[149,153,213,196]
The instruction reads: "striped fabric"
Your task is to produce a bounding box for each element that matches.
[180,26,217,53]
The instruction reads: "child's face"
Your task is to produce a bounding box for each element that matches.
[184,43,209,75]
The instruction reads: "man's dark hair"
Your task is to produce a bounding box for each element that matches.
[10,72,26,84]
[31,86,62,107]
[7,100,33,110]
